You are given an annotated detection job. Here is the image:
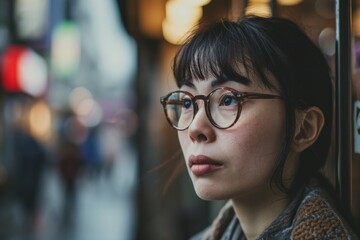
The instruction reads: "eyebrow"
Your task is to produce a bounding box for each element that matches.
[178,80,195,88]
[178,75,252,89]
[211,75,251,87]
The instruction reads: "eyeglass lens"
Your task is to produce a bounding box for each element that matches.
[164,88,239,130]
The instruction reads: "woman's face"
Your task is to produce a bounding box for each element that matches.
[178,74,290,201]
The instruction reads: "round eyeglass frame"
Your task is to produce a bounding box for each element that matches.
[160,87,282,131]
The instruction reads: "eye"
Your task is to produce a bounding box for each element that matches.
[219,94,238,106]
[182,98,193,109]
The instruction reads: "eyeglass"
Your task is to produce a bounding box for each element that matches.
[160,87,282,130]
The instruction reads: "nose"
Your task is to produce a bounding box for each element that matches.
[188,102,215,143]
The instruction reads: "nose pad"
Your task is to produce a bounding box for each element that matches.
[190,100,207,126]
[191,104,207,126]
[188,103,215,142]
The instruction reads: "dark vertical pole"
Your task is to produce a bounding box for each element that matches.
[65,0,72,20]
[335,0,352,208]
[244,0,249,9]
[270,0,277,17]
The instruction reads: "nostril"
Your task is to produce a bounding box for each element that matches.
[197,134,207,142]
[190,133,208,142]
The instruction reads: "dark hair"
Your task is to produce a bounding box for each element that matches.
[172,16,333,195]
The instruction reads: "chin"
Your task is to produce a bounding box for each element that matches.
[194,185,229,201]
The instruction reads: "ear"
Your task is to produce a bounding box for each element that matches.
[292,107,325,152]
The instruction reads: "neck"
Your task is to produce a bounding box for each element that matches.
[231,188,291,240]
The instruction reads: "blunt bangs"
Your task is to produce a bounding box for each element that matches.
[172,20,278,90]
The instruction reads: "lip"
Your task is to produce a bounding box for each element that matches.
[189,155,224,176]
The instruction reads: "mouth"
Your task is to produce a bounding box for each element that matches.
[189,155,224,176]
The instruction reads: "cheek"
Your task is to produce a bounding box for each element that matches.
[237,120,283,151]
[225,107,286,163]
[178,132,189,156]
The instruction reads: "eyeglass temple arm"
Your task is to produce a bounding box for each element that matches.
[242,93,282,100]
[160,98,184,105]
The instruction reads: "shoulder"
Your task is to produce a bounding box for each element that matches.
[291,186,358,239]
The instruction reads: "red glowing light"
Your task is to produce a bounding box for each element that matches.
[1,45,27,92]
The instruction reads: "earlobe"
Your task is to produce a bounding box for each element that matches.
[292,107,325,152]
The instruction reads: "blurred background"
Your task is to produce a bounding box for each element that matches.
[0,0,359,239]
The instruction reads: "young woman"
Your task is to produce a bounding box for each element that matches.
[160,17,358,239]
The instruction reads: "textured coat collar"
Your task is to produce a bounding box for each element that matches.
[190,180,358,240]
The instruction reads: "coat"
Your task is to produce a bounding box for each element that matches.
[190,180,359,240]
